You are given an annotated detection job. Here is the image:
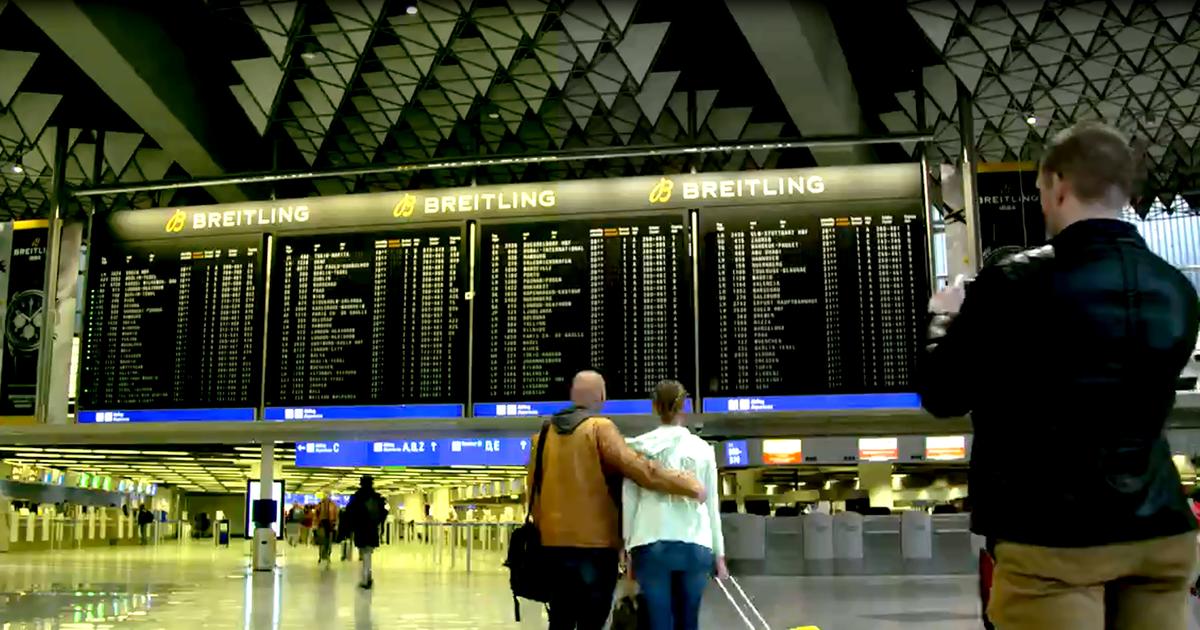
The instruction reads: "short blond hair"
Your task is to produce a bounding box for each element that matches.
[1040,121,1135,202]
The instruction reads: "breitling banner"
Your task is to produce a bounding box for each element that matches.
[103,164,922,240]
[976,162,1046,260]
[0,220,49,420]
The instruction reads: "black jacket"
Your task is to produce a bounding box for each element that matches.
[921,219,1199,547]
[343,487,385,548]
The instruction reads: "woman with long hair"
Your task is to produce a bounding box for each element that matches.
[622,379,727,630]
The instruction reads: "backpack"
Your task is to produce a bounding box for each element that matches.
[504,422,552,622]
[364,494,384,525]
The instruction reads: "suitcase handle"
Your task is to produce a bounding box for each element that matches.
[716,576,771,630]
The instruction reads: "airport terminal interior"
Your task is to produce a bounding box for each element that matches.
[1,0,1200,628]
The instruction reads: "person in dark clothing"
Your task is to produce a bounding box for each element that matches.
[137,505,154,545]
[342,475,386,589]
[921,121,1200,630]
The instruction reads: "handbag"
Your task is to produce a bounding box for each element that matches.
[610,576,650,630]
[504,421,552,621]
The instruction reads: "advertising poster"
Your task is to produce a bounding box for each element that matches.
[762,439,803,465]
[976,162,1045,262]
[0,221,48,419]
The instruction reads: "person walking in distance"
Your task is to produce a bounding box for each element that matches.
[344,475,386,589]
[921,121,1200,629]
[528,371,706,630]
[623,380,727,630]
[137,504,154,545]
[314,493,339,565]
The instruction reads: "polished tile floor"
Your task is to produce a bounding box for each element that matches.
[0,540,984,629]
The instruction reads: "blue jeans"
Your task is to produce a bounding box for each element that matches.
[632,542,713,630]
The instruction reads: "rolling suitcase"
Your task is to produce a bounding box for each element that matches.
[715,576,771,630]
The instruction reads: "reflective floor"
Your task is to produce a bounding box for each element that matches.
[0,541,984,629]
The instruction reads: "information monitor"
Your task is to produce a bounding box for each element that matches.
[699,203,928,413]
[474,215,693,416]
[264,227,466,419]
[78,235,264,422]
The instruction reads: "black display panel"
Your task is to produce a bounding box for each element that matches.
[80,235,264,410]
[265,227,466,407]
[699,202,928,401]
[475,215,693,406]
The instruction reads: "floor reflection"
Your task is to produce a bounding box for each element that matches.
[0,587,160,626]
[0,543,980,629]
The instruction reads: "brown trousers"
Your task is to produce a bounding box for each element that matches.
[989,532,1198,630]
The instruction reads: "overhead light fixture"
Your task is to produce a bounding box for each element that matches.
[406,5,418,14]
[11,164,22,174]
[302,51,318,61]
[488,112,500,119]
[1025,115,1038,125]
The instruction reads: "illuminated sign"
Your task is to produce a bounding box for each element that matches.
[762,439,804,465]
[295,438,532,467]
[926,435,967,461]
[723,440,749,467]
[422,189,557,214]
[106,164,922,240]
[163,206,312,233]
[859,437,899,462]
[704,393,921,413]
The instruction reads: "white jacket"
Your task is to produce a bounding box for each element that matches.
[622,425,724,556]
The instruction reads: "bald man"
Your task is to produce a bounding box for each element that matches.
[525,370,704,630]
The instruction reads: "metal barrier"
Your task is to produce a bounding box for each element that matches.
[410,522,521,573]
[3,511,179,552]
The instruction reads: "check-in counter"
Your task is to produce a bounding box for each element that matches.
[724,512,976,576]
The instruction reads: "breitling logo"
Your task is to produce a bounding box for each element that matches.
[165,210,186,233]
[649,177,674,204]
[392,194,417,218]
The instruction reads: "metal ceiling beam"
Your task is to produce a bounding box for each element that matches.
[71,133,933,197]
[724,0,873,165]
[14,0,256,203]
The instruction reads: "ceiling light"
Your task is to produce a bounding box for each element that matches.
[488,112,500,119]
[11,164,22,174]
[302,51,318,61]
[1025,115,1038,125]
[406,5,418,14]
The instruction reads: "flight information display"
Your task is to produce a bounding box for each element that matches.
[78,235,263,419]
[699,203,927,412]
[265,228,466,418]
[474,215,692,415]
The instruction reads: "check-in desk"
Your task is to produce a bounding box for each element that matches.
[723,512,977,576]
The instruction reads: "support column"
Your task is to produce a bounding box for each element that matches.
[858,462,894,510]
[34,128,68,424]
[958,83,982,273]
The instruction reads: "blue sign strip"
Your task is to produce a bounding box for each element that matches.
[722,440,749,467]
[77,408,257,423]
[295,437,533,467]
[473,398,694,417]
[702,393,922,413]
[264,404,464,421]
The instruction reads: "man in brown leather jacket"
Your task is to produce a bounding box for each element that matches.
[527,370,705,630]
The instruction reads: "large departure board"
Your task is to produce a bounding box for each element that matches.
[474,216,692,415]
[264,228,466,414]
[699,203,927,412]
[79,235,264,413]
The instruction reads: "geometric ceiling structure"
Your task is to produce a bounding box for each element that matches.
[900,0,1200,211]
[215,0,805,195]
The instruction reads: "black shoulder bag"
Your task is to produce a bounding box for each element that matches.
[505,421,552,621]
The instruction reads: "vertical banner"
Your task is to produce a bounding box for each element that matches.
[976,162,1045,261]
[0,220,49,420]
